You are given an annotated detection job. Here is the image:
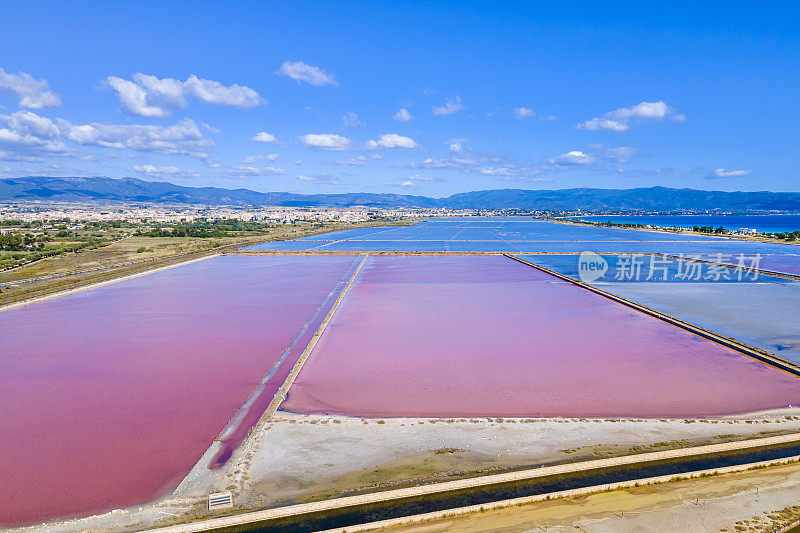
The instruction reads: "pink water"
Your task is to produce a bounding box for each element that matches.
[282,255,800,418]
[0,255,359,527]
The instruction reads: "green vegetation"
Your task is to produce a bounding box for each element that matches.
[1,223,127,270]
[133,219,281,238]
[773,231,800,241]
[0,217,416,306]
[692,225,727,234]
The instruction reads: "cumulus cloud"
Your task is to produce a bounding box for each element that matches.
[449,143,463,154]
[366,133,417,150]
[432,96,464,116]
[547,146,636,168]
[711,168,752,178]
[67,119,211,158]
[277,61,337,86]
[134,165,199,178]
[549,150,594,165]
[513,107,534,119]
[252,131,279,144]
[577,101,684,131]
[0,67,61,109]
[300,133,351,150]
[105,73,263,117]
[393,108,414,122]
[0,110,213,160]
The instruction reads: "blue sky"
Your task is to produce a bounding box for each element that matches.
[0,1,798,195]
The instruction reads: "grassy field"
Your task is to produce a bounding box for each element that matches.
[0,219,416,307]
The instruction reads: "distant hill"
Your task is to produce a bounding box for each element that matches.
[2,176,800,213]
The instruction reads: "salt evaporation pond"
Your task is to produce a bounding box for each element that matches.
[247,217,800,255]
[526,254,800,363]
[0,254,360,528]
[281,255,800,419]
[698,253,800,277]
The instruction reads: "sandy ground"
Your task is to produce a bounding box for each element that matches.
[374,462,800,533]
[231,413,800,508]
[11,412,800,532]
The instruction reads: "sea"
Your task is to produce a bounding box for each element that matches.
[570,214,800,234]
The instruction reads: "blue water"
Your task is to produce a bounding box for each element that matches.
[525,254,780,284]
[245,218,800,362]
[247,217,800,255]
[571,215,800,234]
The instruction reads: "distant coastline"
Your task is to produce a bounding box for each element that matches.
[567,214,800,234]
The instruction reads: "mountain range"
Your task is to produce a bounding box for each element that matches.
[2,176,800,213]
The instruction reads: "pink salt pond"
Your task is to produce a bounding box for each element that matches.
[281,255,800,419]
[0,255,360,528]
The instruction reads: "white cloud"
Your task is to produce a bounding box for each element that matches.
[513,107,534,119]
[449,143,463,154]
[432,96,464,116]
[546,146,636,168]
[342,111,363,127]
[0,67,61,109]
[134,165,198,178]
[549,150,594,166]
[712,168,751,178]
[577,101,683,131]
[106,73,263,117]
[277,61,337,86]
[0,110,213,160]
[243,154,279,164]
[67,119,211,158]
[2,110,62,138]
[366,133,417,150]
[300,133,351,150]
[226,165,284,177]
[393,108,414,122]
[252,131,279,144]
[577,118,630,132]
[182,75,261,107]
[106,77,169,117]
[0,128,67,156]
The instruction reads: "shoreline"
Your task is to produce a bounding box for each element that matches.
[551,217,800,247]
